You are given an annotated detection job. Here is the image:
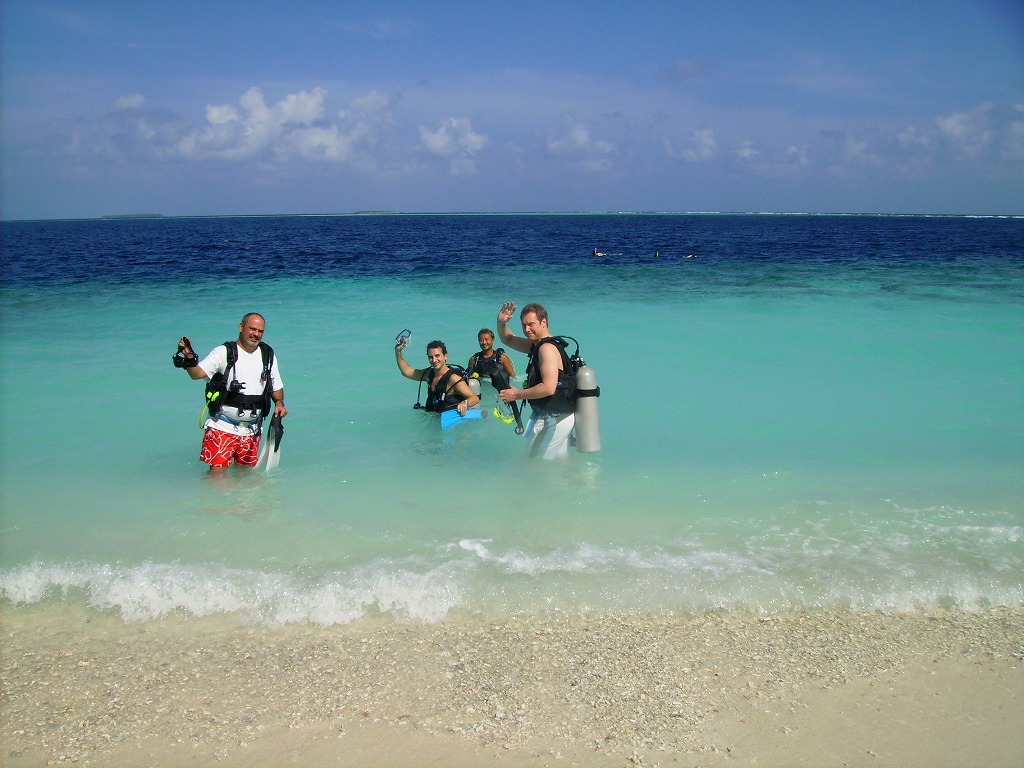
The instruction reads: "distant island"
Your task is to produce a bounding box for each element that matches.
[101,213,164,220]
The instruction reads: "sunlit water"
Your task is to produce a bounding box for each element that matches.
[2,214,1022,624]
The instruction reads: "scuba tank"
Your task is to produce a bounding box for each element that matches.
[573,364,601,453]
[530,335,602,453]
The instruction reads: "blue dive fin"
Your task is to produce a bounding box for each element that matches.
[440,408,486,430]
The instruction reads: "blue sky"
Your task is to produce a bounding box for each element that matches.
[2,1,1022,219]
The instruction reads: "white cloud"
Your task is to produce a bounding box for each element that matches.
[345,90,391,116]
[897,125,931,148]
[276,89,327,125]
[933,102,1024,165]
[418,117,487,174]
[936,105,994,157]
[284,125,350,161]
[785,146,809,166]
[818,101,1024,175]
[547,124,612,155]
[113,94,145,111]
[206,104,240,125]
[37,70,1024,215]
[714,141,813,179]
[681,128,717,163]
[736,141,758,161]
[332,17,416,40]
[165,86,390,166]
[546,124,614,171]
[842,137,881,165]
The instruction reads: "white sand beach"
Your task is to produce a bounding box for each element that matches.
[3,606,1022,767]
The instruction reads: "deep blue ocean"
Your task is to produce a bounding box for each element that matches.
[1,213,1022,625]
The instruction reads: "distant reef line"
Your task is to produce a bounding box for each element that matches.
[21,210,1019,223]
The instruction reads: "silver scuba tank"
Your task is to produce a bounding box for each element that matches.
[573,365,601,453]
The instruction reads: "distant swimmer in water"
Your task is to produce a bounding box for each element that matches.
[686,254,699,258]
[592,247,607,257]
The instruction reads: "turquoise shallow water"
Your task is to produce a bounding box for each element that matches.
[1,214,1022,623]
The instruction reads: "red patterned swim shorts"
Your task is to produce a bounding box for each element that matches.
[200,427,261,468]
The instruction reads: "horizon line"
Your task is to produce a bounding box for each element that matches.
[5,210,1023,224]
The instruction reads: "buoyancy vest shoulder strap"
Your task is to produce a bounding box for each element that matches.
[527,336,570,375]
[222,341,274,383]
[424,365,464,387]
[439,365,467,393]
[224,340,237,373]
[421,365,468,412]
[470,348,503,373]
[222,341,275,417]
[261,342,275,384]
[526,336,577,414]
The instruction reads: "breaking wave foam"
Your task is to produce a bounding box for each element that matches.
[4,524,1023,625]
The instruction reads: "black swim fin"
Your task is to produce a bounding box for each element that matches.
[257,414,284,471]
[266,414,284,451]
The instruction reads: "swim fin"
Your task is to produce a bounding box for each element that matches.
[256,414,284,471]
[440,408,486,430]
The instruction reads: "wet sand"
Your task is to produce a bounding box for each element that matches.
[2,606,1022,767]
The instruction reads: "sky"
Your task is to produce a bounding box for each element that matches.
[2,1,1023,220]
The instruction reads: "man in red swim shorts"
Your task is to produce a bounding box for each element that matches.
[174,312,287,471]
[198,427,261,468]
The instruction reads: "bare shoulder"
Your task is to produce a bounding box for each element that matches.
[538,339,565,368]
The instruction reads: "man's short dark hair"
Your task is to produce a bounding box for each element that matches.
[520,303,548,323]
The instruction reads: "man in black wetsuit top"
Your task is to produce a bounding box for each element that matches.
[467,328,516,381]
[496,302,575,459]
[394,337,479,416]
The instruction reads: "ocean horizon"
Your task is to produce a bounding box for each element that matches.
[9,210,1024,223]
